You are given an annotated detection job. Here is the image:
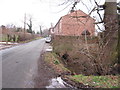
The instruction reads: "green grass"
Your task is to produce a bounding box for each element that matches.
[44,52,71,74]
[2,35,7,41]
[2,35,19,42]
[67,74,119,88]
[54,59,60,65]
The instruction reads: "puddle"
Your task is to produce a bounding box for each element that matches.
[46,77,73,88]
[45,46,53,52]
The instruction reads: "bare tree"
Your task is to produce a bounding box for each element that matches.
[104,0,118,40]
[49,0,119,75]
[27,17,33,34]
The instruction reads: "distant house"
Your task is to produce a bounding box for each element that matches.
[52,10,95,36]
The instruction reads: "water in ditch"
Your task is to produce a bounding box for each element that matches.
[46,77,73,88]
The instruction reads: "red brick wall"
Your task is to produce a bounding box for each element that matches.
[54,10,95,36]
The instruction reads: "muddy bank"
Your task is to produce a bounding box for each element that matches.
[40,52,95,89]
[34,52,77,88]
[34,53,57,88]
[61,76,93,89]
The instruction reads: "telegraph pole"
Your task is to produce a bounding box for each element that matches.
[24,13,26,41]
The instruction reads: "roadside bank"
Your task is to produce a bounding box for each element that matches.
[43,52,120,88]
[34,52,71,88]
[43,52,92,88]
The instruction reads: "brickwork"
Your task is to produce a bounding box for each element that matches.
[53,10,95,36]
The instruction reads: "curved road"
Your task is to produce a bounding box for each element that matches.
[2,38,47,88]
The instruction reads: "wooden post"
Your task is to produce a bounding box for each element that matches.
[24,13,26,41]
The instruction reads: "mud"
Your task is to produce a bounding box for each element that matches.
[62,76,94,89]
[34,52,91,89]
[34,53,57,88]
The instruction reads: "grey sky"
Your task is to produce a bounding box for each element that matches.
[0,0,119,32]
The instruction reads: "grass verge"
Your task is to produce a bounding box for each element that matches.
[44,52,119,88]
[19,37,42,43]
[44,52,71,75]
[66,74,120,88]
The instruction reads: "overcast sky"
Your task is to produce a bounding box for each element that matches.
[0,0,119,32]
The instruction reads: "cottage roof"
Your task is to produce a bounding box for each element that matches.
[63,10,95,21]
[53,10,95,30]
[54,17,62,29]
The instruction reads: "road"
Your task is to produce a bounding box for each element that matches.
[2,38,47,88]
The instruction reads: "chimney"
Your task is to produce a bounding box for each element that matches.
[70,9,75,13]
[70,1,78,13]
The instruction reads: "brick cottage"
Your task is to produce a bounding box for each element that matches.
[52,10,95,36]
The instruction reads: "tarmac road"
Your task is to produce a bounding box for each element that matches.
[2,38,47,88]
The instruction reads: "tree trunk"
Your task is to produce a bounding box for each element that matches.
[100,0,119,74]
[118,13,120,64]
[104,0,118,42]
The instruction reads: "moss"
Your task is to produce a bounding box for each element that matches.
[111,51,118,64]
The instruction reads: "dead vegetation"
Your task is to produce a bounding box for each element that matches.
[0,26,40,42]
[63,74,119,88]
[52,35,119,76]
[44,50,119,88]
[44,52,71,76]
